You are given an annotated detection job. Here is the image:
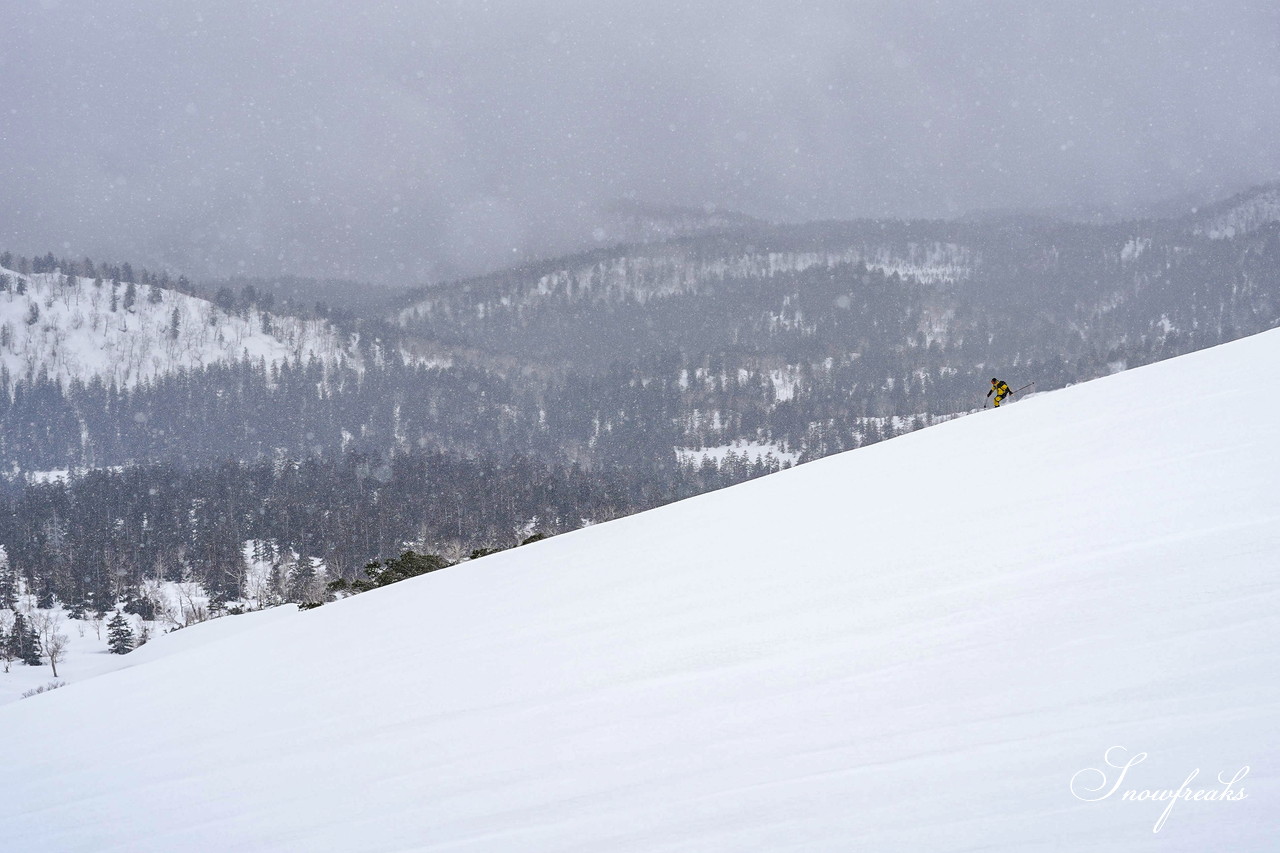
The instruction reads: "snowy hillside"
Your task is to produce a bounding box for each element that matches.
[0,604,298,706]
[2,330,1279,850]
[0,268,355,389]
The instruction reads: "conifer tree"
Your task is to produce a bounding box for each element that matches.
[287,555,318,604]
[1,614,21,667]
[0,612,13,673]
[107,611,135,655]
[25,621,41,666]
[11,612,41,666]
[0,560,16,610]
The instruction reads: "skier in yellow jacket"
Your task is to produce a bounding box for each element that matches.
[987,378,1013,407]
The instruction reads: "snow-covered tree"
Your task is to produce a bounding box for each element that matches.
[287,555,320,604]
[0,555,16,611]
[9,612,41,666]
[30,611,68,677]
[0,610,14,673]
[107,611,135,655]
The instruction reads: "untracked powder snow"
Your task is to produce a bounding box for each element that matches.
[0,329,1276,851]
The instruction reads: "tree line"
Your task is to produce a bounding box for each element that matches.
[0,447,786,615]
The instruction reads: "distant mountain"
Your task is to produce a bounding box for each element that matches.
[392,202,1275,382]
[395,223,978,368]
[959,183,1261,226]
[1187,182,1280,239]
[4,183,1280,476]
[589,199,765,244]
[386,188,1280,465]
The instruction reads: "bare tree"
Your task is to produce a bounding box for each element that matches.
[140,577,180,630]
[174,579,209,627]
[43,628,69,677]
[0,610,15,673]
[29,611,69,678]
[243,544,275,611]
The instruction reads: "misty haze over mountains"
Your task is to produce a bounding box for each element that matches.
[3,2,1279,283]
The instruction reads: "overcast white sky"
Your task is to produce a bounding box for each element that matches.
[2,1,1278,283]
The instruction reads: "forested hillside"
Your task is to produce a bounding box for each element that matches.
[1,184,1279,605]
[1,451,776,615]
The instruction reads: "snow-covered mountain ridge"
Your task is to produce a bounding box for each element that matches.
[0,267,357,389]
[1190,183,1280,240]
[397,240,974,322]
[1,327,1276,850]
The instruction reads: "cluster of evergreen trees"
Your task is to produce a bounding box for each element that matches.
[4,250,193,298]
[0,612,43,671]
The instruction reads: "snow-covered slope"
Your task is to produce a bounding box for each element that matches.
[0,604,299,706]
[0,268,355,388]
[3,330,1279,851]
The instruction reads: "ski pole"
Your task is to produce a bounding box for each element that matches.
[1013,382,1035,394]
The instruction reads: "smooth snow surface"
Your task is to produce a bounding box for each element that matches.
[3,332,1279,851]
[0,605,298,706]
